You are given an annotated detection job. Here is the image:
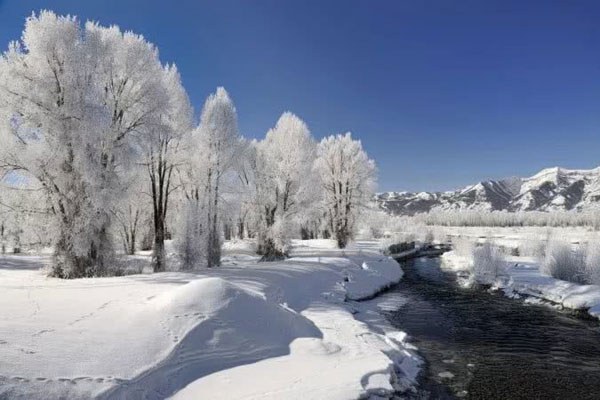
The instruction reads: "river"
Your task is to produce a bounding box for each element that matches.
[385,256,600,399]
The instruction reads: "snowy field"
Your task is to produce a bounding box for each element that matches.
[0,240,420,400]
[435,225,597,248]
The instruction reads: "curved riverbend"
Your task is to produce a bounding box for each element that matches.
[386,257,600,399]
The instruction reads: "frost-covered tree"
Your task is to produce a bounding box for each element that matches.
[140,65,192,272]
[233,140,258,239]
[0,12,172,277]
[176,136,206,270]
[197,88,240,267]
[113,166,150,255]
[314,132,376,248]
[0,173,51,253]
[178,88,240,268]
[253,113,316,259]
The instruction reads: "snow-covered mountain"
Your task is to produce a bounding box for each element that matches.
[378,166,600,215]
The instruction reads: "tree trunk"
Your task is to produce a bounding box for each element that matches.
[129,229,136,255]
[52,233,86,278]
[223,223,232,241]
[153,220,166,272]
[336,228,349,248]
[259,237,286,261]
[237,219,245,239]
[300,226,310,240]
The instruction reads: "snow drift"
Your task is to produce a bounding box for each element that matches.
[0,240,418,400]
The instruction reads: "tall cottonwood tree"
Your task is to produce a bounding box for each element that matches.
[314,132,376,248]
[253,112,316,259]
[232,139,256,240]
[0,12,173,277]
[199,88,240,267]
[142,65,192,272]
[178,88,239,268]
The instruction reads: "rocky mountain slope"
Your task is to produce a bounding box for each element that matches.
[378,167,600,215]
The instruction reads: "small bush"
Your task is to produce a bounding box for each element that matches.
[584,241,600,285]
[387,241,415,254]
[520,239,547,258]
[541,241,587,284]
[424,230,434,244]
[471,242,506,284]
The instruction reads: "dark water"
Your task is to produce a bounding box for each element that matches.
[387,257,600,400]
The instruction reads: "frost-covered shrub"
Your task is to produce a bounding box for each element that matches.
[379,232,414,254]
[401,232,416,244]
[424,230,434,244]
[538,239,600,285]
[387,241,415,255]
[176,200,207,270]
[541,241,587,284]
[471,242,507,284]
[382,215,412,237]
[257,216,291,261]
[452,236,474,258]
[270,217,292,255]
[358,209,389,239]
[519,239,547,258]
[431,226,447,243]
[111,256,150,276]
[414,209,600,228]
[584,241,600,285]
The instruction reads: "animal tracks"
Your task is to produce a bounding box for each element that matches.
[67,301,114,326]
[172,311,203,319]
[0,374,127,385]
[162,312,205,343]
[32,329,54,337]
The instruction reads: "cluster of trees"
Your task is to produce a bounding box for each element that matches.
[0,12,376,278]
[410,210,600,229]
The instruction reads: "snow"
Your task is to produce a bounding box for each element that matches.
[441,244,600,320]
[0,240,418,400]
[416,191,434,200]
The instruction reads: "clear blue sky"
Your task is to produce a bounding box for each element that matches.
[1,0,599,192]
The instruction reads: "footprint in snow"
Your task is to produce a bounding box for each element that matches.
[32,329,54,337]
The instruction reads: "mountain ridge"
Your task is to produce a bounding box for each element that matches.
[377,166,600,215]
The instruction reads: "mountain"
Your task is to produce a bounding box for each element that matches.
[377,166,600,215]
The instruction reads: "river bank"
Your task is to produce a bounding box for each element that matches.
[0,239,420,400]
[441,249,600,320]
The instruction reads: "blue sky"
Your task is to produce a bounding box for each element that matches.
[1,0,599,192]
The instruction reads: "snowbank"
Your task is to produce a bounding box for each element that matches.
[0,240,417,400]
[441,250,600,320]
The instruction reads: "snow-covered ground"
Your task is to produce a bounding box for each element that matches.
[438,225,597,248]
[0,240,419,400]
[441,236,600,320]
